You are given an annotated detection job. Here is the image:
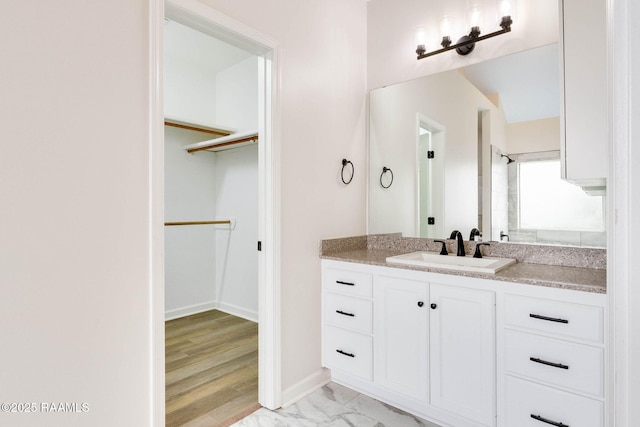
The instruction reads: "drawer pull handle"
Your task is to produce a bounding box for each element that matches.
[336,310,355,317]
[531,413,569,427]
[530,357,569,370]
[529,313,569,324]
[336,349,355,358]
[336,280,355,286]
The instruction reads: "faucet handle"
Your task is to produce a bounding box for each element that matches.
[433,239,448,256]
[473,242,491,258]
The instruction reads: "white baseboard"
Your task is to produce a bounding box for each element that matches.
[216,301,258,323]
[165,300,258,322]
[281,368,331,408]
[165,301,217,321]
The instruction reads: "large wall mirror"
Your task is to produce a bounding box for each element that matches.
[368,43,606,248]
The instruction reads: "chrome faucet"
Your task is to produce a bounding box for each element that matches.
[450,230,465,256]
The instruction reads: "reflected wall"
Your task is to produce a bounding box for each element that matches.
[369,69,507,239]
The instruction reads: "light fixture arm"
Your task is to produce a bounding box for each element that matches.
[416,16,512,60]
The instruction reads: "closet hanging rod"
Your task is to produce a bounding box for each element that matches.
[184,129,259,153]
[164,220,232,226]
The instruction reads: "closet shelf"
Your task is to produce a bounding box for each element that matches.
[164,116,236,137]
[184,129,259,153]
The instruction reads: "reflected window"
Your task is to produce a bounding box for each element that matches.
[518,159,605,231]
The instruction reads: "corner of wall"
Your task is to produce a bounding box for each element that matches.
[280,368,332,408]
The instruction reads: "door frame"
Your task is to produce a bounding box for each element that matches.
[150,0,282,423]
[415,113,446,239]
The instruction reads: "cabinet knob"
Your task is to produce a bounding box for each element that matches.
[430,303,437,309]
[417,301,424,307]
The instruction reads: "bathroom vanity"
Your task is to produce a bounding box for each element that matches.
[345,0,609,423]
[320,237,606,427]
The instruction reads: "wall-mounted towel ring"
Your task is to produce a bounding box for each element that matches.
[380,166,393,188]
[341,159,354,184]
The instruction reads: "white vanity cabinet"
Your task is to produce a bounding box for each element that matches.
[322,266,374,381]
[323,260,496,427]
[430,283,495,426]
[321,259,607,427]
[375,275,429,402]
[560,0,607,191]
[499,290,606,427]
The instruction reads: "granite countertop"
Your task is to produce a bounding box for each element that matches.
[321,247,607,294]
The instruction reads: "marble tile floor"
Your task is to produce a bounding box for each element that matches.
[231,382,441,427]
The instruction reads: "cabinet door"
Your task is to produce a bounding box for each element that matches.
[375,275,429,401]
[560,0,607,188]
[430,283,495,426]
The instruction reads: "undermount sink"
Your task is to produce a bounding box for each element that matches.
[386,251,516,274]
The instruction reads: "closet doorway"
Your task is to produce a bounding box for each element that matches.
[160,2,280,425]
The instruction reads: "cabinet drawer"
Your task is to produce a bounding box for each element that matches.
[504,294,604,343]
[325,293,373,334]
[323,325,373,381]
[505,376,603,427]
[505,330,604,397]
[324,268,373,298]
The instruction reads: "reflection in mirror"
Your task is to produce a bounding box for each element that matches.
[502,151,606,247]
[369,63,491,239]
[418,118,445,238]
[368,43,606,247]
[490,145,509,242]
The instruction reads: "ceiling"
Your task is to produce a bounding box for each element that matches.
[462,43,560,124]
[164,19,253,74]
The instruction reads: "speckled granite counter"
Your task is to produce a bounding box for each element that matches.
[320,235,607,294]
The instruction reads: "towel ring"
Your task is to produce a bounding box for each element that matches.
[341,159,354,184]
[380,166,393,188]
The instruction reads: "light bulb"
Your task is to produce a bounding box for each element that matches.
[499,0,512,17]
[415,27,426,56]
[468,4,482,28]
[440,15,452,37]
[415,28,426,46]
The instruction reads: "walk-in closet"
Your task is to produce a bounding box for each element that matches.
[163,18,260,427]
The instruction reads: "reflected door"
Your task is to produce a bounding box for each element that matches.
[418,117,445,238]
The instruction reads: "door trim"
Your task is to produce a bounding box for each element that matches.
[150,0,282,422]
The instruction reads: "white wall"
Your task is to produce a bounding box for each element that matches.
[369,70,507,238]
[165,53,218,124]
[216,56,259,130]
[214,145,259,320]
[213,57,260,321]
[198,0,369,398]
[367,0,559,90]
[0,1,153,426]
[630,2,640,421]
[164,127,217,317]
[507,117,560,154]
[616,1,640,424]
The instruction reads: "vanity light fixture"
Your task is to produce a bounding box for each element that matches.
[416,1,513,60]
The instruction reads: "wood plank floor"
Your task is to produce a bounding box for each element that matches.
[166,310,259,427]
